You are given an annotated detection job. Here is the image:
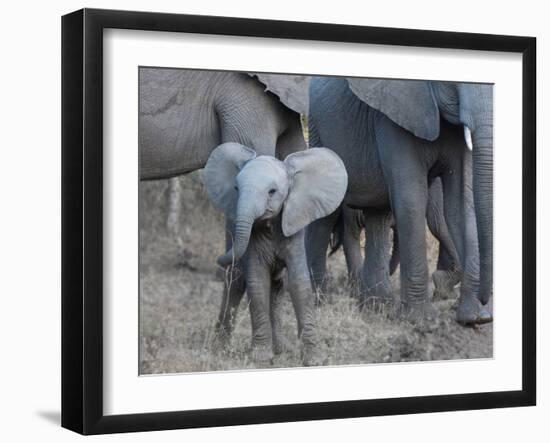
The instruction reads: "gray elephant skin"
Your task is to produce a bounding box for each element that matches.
[347,78,493,311]
[139,68,311,336]
[139,69,310,179]
[330,177,462,303]
[203,143,348,365]
[307,76,492,325]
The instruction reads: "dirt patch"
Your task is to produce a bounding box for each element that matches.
[139,173,492,374]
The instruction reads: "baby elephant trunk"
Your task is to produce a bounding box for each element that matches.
[217,194,261,267]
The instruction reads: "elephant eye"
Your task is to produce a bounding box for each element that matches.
[268,188,276,196]
[234,185,238,191]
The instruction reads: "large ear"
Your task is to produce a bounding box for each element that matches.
[250,73,310,115]
[203,143,256,217]
[347,78,440,141]
[282,148,348,236]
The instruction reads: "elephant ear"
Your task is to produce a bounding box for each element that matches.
[250,73,310,115]
[347,78,440,141]
[282,148,348,237]
[203,143,257,218]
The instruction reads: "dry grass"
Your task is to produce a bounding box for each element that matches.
[139,172,492,374]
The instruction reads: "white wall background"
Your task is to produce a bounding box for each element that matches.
[0,0,546,440]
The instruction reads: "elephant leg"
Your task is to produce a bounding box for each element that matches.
[342,206,364,293]
[441,151,491,325]
[361,209,393,307]
[305,209,340,298]
[270,269,288,355]
[390,187,435,322]
[426,178,462,300]
[305,113,338,300]
[246,254,274,363]
[215,219,246,343]
[379,140,434,322]
[285,241,322,367]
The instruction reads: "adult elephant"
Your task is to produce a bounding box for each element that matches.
[139,68,310,338]
[140,69,309,177]
[306,76,491,325]
[347,78,493,310]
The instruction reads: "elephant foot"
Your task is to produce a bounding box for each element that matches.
[272,335,292,356]
[301,343,326,367]
[401,301,438,324]
[250,343,273,365]
[456,295,493,325]
[478,307,493,324]
[432,270,458,301]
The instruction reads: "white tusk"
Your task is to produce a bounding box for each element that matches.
[464,126,473,150]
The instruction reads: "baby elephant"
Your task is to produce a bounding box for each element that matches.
[204,143,347,366]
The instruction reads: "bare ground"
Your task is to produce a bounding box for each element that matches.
[139,173,492,374]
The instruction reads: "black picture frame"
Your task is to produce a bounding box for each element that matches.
[61,8,537,435]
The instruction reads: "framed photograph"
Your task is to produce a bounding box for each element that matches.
[61,8,536,435]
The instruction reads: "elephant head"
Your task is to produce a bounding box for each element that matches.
[347,78,493,304]
[204,143,348,267]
